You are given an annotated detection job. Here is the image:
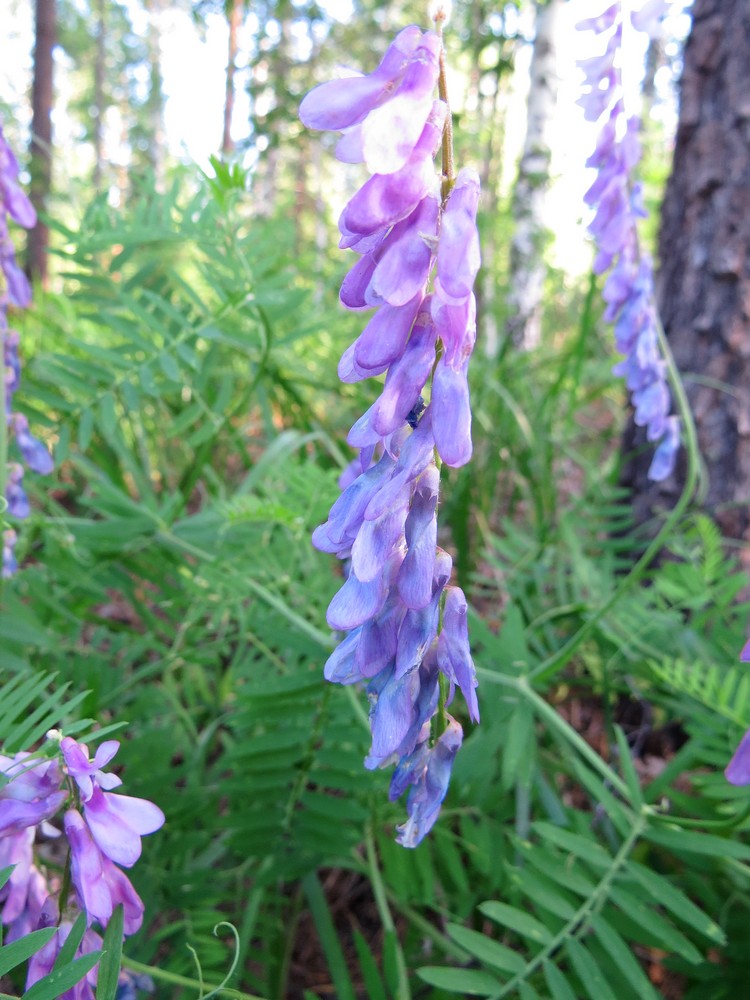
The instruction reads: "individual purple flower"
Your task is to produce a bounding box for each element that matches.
[26,897,102,1000]
[726,730,750,786]
[391,716,463,848]
[2,526,18,576]
[0,752,67,836]
[60,737,165,867]
[577,2,679,481]
[64,810,145,934]
[301,12,481,844]
[0,826,50,942]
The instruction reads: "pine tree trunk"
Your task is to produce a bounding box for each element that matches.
[505,0,561,352]
[28,0,56,286]
[222,0,242,155]
[622,0,750,542]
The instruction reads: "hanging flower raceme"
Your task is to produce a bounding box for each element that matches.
[577,0,679,482]
[0,120,53,577]
[0,733,164,994]
[301,15,480,847]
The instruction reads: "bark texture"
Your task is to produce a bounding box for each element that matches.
[623,0,750,541]
[505,0,561,352]
[222,0,242,155]
[28,0,56,285]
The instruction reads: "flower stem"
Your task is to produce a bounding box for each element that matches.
[433,16,455,204]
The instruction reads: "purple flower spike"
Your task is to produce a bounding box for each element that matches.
[577,4,679,480]
[301,18,480,843]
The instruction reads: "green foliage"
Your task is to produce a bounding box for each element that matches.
[4,162,750,1000]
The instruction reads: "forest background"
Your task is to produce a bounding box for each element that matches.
[3,0,750,998]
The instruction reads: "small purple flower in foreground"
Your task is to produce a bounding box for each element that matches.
[301,16,480,845]
[0,732,164,992]
[61,737,165,868]
[577,1,679,481]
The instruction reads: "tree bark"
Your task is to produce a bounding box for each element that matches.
[28,0,56,286]
[505,0,561,353]
[622,0,750,541]
[144,0,166,191]
[222,0,242,155]
[92,0,106,193]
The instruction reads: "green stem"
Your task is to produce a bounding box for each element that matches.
[435,21,455,204]
[475,671,630,799]
[365,825,411,1000]
[487,810,648,999]
[121,957,264,999]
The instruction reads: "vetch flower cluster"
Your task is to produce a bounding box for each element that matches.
[0,733,164,996]
[1,120,53,577]
[300,17,480,847]
[577,1,679,481]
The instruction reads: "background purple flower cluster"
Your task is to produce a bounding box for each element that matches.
[300,23,480,847]
[0,735,163,997]
[1,120,54,577]
[577,0,679,482]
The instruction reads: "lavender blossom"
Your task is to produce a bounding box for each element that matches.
[577,1,678,481]
[0,752,67,836]
[60,737,165,868]
[0,733,164,990]
[0,826,49,942]
[1,119,53,572]
[302,17,480,845]
[25,897,102,1000]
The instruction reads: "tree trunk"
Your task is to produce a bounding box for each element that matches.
[622,0,750,542]
[28,0,56,286]
[222,0,242,155]
[92,0,106,193]
[144,0,166,191]
[505,0,561,352]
